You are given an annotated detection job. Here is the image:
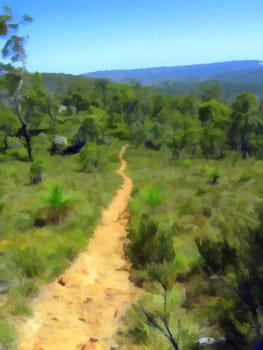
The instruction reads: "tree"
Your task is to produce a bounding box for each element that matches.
[63,78,101,112]
[166,110,202,158]
[0,6,33,160]
[72,108,109,147]
[229,92,259,159]
[0,106,20,149]
[126,215,180,349]
[216,204,263,348]
[199,99,231,158]
[23,72,52,129]
[199,82,222,102]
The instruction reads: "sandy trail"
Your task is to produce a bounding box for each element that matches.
[17,144,140,350]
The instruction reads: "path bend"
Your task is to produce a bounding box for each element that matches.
[17,144,140,350]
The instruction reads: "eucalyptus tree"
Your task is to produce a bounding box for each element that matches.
[229,92,259,159]
[199,99,231,158]
[0,5,33,160]
[0,105,20,149]
[199,82,222,102]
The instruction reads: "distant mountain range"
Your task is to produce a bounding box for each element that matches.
[84,60,263,86]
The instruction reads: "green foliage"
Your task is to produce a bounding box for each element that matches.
[0,133,121,347]
[238,170,252,183]
[9,148,29,162]
[126,215,159,270]
[140,184,164,208]
[47,185,68,209]
[229,91,259,159]
[182,158,192,168]
[11,293,32,316]
[29,157,46,177]
[199,99,231,158]
[207,167,220,184]
[195,238,237,275]
[0,317,16,346]
[73,110,109,145]
[0,108,20,149]
[13,247,46,278]
[45,185,72,224]
[123,146,263,349]
[79,143,109,173]
[199,82,222,101]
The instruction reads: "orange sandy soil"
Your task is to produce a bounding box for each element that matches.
[16,145,141,350]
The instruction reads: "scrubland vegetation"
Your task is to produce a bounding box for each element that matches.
[0,5,263,349]
[120,148,262,349]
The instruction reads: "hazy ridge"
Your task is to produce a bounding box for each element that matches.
[84,60,262,85]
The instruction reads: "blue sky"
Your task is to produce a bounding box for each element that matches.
[2,0,263,74]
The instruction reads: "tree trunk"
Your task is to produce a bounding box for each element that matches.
[241,121,248,159]
[46,95,55,120]
[241,134,248,159]
[14,76,33,161]
[163,293,180,350]
[217,140,223,159]
[21,123,33,160]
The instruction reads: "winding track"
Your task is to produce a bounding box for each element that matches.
[17,144,140,350]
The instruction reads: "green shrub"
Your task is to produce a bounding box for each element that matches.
[48,185,69,209]
[46,185,72,224]
[140,184,164,208]
[9,166,20,185]
[0,201,4,214]
[10,148,29,161]
[30,157,46,176]
[0,154,7,162]
[29,157,46,185]
[0,318,15,346]
[207,167,220,184]
[182,158,192,168]
[11,297,32,316]
[79,143,108,173]
[195,238,237,275]
[13,247,46,279]
[238,171,251,183]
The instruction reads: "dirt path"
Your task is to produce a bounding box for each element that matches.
[17,144,140,350]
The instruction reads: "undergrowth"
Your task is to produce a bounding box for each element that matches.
[120,146,263,350]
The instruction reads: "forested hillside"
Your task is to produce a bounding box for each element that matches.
[0,5,263,350]
[84,60,263,98]
[84,60,262,84]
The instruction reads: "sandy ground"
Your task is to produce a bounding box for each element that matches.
[16,145,140,350]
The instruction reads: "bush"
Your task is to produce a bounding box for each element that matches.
[13,247,46,279]
[0,318,15,346]
[207,167,220,185]
[11,295,32,316]
[29,157,46,184]
[139,184,164,208]
[195,238,237,275]
[48,185,69,209]
[79,143,108,173]
[182,158,192,168]
[46,185,72,224]
[9,166,20,185]
[9,148,29,161]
